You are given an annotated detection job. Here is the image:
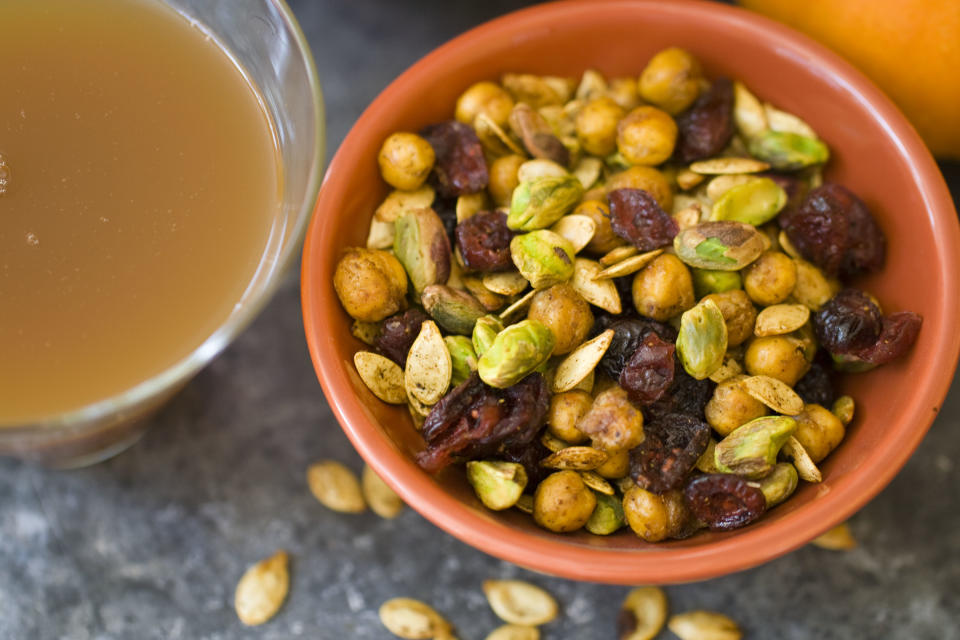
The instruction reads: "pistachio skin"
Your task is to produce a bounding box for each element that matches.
[422,285,487,335]
[466,460,528,510]
[444,335,478,387]
[472,314,504,358]
[747,130,830,171]
[508,175,584,231]
[477,319,556,388]
[585,492,626,535]
[393,208,452,294]
[676,299,728,380]
[756,462,799,507]
[333,248,408,322]
[714,416,798,479]
[510,230,576,290]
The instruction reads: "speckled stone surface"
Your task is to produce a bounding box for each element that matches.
[2,1,959,638]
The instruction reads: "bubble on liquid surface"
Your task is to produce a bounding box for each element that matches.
[26,232,39,247]
[0,153,10,196]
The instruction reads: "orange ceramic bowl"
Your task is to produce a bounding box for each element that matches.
[302,0,960,583]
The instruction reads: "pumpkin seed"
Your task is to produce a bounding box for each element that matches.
[705,174,759,202]
[517,158,569,183]
[475,112,526,157]
[811,522,857,550]
[667,611,742,640]
[367,217,396,249]
[456,191,487,222]
[576,68,608,101]
[540,431,569,453]
[733,80,768,139]
[594,249,663,280]
[688,157,770,175]
[574,369,595,393]
[792,259,835,311]
[573,156,603,189]
[354,351,407,404]
[375,185,436,222]
[499,289,537,322]
[407,403,425,430]
[778,229,802,259]
[572,258,621,313]
[550,214,597,254]
[832,395,855,426]
[464,274,507,312]
[407,393,433,419]
[446,257,465,290]
[379,598,452,639]
[234,550,290,626]
[754,303,810,337]
[741,374,804,415]
[580,470,615,495]
[307,460,366,513]
[486,625,540,640]
[362,464,404,519]
[708,355,743,384]
[483,271,530,296]
[515,494,535,514]
[405,320,452,405]
[599,245,639,266]
[482,580,558,626]
[764,103,818,138]
[351,320,380,346]
[552,329,615,392]
[676,168,705,190]
[619,587,668,640]
[540,445,608,471]
[782,436,822,483]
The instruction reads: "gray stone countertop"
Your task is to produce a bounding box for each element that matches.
[2,1,959,638]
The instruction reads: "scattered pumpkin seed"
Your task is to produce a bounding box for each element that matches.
[354,351,407,405]
[482,580,558,626]
[811,522,857,550]
[832,395,855,426]
[549,214,597,254]
[732,80,768,139]
[540,445,608,471]
[367,217,396,249]
[688,157,770,175]
[572,258,621,313]
[499,289,537,322]
[515,494,535,514]
[375,185,436,222]
[676,168,705,190]
[619,587,668,640]
[764,103,818,139]
[475,112,526,157]
[754,303,810,337]
[234,550,290,626]
[351,320,380,346]
[741,374,804,415]
[483,271,530,296]
[407,393,433,419]
[667,611,742,640]
[580,470,615,495]
[708,355,744,384]
[575,68,607,100]
[464,274,508,312]
[540,431,569,453]
[456,191,487,222]
[404,320,452,405]
[574,369,595,393]
[379,597,453,639]
[485,624,540,640]
[791,259,835,311]
[407,403,425,430]
[552,329,615,392]
[517,158,569,183]
[594,249,664,280]
[307,460,367,513]
[362,464,405,519]
[782,436,823,483]
[600,245,639,266]
[778,229,802,259]
[573,156,603,189]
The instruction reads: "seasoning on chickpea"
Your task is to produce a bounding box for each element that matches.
[605,165,674,211]
[455,80,515,127]
[575,199,626,255]
[575,96,626,157]
[377,132,436,191]
[623,486,669,542]
[704,376,769,436]
[488,154,525,206]
[547,390,592,443]
[793,403,845,462]
[616,106,678,166]
[743,251,797,306]
[533,470,597,532]
[334,248,408,322]
[744,335,810,386]
[527,283,594,355]
[632,254,695,322]
[701,290,757,346]
[638,47,703,115]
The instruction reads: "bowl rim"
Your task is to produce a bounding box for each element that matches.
[302,0,960,584]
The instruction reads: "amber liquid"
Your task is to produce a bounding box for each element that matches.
[0,0,281,423]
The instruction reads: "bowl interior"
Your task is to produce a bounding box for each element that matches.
[303,0,959,583]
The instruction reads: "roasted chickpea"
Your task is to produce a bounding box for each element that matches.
[704,376,769,436]
[533,470,596,532]
[701,290,757,346]
[454,80,514,127]
[548,390,592,444]
[576,386,645,452]
[662,489,697,539]
[377,132,435,191]
[743,251,797,306]
[488,154,524,206]
[744,336,810,386]
[595,448,630,479]
[623,486,668,542]
[527,283,594,354]
[638,47,703,115]
[575,96,625,157]
[792,258,834,311]
[616,106,678,166]
[632,254,695,321]
[794,403,845,463]
[607,76,641,111]
[333,248,408,322]
[605,166,673,211]
[575,199,626,255]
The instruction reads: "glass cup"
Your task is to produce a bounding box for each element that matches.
[0,0,324,467]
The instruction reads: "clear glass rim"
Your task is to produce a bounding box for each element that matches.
[1,0,325,435]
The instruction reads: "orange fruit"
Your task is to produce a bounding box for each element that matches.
[739,0,960,160]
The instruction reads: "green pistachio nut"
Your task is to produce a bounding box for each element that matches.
[585,492,625,535]
[747,130,830,171]
[715,416,797,479]
[691,268,742,298]
[831,351,877,373]
[472,314,504,358]
[508,175,584,231]
[444,335,478,387]
[421,284,486,335]
[710,177,787,226]
[510,230,576,289]
[755,462,799,507]
[673,221,766,271]
[466,460,528,510]
[393,207,451,294]
[677,299,728,380]
[477,319,556,388]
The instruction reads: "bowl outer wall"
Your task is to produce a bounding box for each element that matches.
[302,0,960,584]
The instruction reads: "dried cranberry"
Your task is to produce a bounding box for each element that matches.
[607,188,679,251]
[434,195,458,247]
[630,413,710,493]
[648,366,715,419]
[420,121,488,197]
[813,289,883,355]
[502,433,552,488]
[780,183,885,278]
[416,373,549,473]
[794,360,836,407]
[856,311,922,365]
[594,315,677,379]
[619,333,676,405]
[455,209,515,272]
[684,473,766,531]
[375,309,428,366]
[674,77,735,163]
